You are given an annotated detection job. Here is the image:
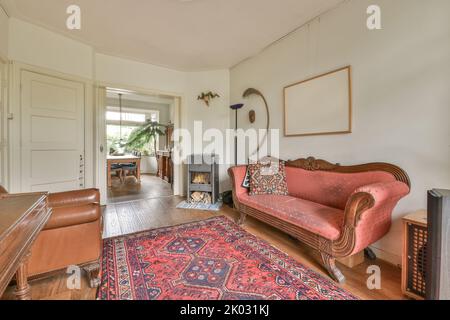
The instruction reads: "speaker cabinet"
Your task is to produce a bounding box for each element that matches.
[402,211,428,300]
[427,189,450,300]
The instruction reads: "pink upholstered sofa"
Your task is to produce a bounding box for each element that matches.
[229,157,410,283]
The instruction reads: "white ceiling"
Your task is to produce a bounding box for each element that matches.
[0,0,344,71]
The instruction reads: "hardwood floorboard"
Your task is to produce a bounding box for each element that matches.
[3,193,405,300]
[107,174,173,204]
[114,202,143,236]
[131,199,161,232]
[102,205,121,239]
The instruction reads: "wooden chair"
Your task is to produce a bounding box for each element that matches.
[110,164,124,184]
[122,151,141,181]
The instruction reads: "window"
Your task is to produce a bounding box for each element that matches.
[106,108,160,156]
[106,111,147,123]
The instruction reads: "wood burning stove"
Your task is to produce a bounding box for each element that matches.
[187,155,219,205]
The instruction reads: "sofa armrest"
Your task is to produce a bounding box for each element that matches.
[344,181,410,227]
[228,166,249,199]
[48,188,100,208]
[357,181,410,205]
[340,181,410,255]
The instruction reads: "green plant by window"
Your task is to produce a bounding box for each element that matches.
[126,121,166,157]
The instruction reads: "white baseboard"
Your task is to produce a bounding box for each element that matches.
[370,246,402,268]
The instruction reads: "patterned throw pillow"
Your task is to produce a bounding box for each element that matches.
[248,161,289,196]
[241,167,251,190]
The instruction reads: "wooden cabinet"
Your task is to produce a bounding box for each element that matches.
[165,124,174,150]
[156,124,174,184]
[157,151,173,184]
[156,124,175,184]
[0,193,51,300]
[402,210,427,300]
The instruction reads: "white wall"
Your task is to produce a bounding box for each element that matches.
[0,8,8,59]
[230,0,450,264]
[6,19,186,94]
[184,70,231,193]
[95,53,186,95]
[8,18,93,79]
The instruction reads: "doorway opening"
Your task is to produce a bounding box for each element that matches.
[104,89,176,204]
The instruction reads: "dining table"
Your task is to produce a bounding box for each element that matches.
[107,155,141,187]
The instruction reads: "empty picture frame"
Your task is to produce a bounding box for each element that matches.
[284,66,352,137]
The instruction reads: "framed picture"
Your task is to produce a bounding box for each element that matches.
[283,66,352,137]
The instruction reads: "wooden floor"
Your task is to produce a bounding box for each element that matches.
[3,195,406,300]
[107,174,173,204]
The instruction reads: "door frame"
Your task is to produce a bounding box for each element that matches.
[95,81,183,205]
[0,55,8,188]
[8,62,94,193]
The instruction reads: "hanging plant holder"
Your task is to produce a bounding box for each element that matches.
[197,91,220,107]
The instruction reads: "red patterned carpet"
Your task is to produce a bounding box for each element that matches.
[98,216,357,300]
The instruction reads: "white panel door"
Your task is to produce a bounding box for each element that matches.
[21,71,85,193]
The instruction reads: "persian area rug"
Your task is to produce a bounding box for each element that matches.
[97,216,357,300]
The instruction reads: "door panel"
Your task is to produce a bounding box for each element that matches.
[31,116,78,144]
[30,150,79,181]
[21,71,85,193]
[31,80,78,113]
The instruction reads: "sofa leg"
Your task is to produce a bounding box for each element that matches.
[320,252,346,284]
[365,248,377,261]
[238,212,247,225]
[82,262,101,288]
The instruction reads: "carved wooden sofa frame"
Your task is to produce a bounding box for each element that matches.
[228,157,411,283]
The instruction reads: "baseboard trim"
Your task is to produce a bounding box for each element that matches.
[370,246,402,268]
